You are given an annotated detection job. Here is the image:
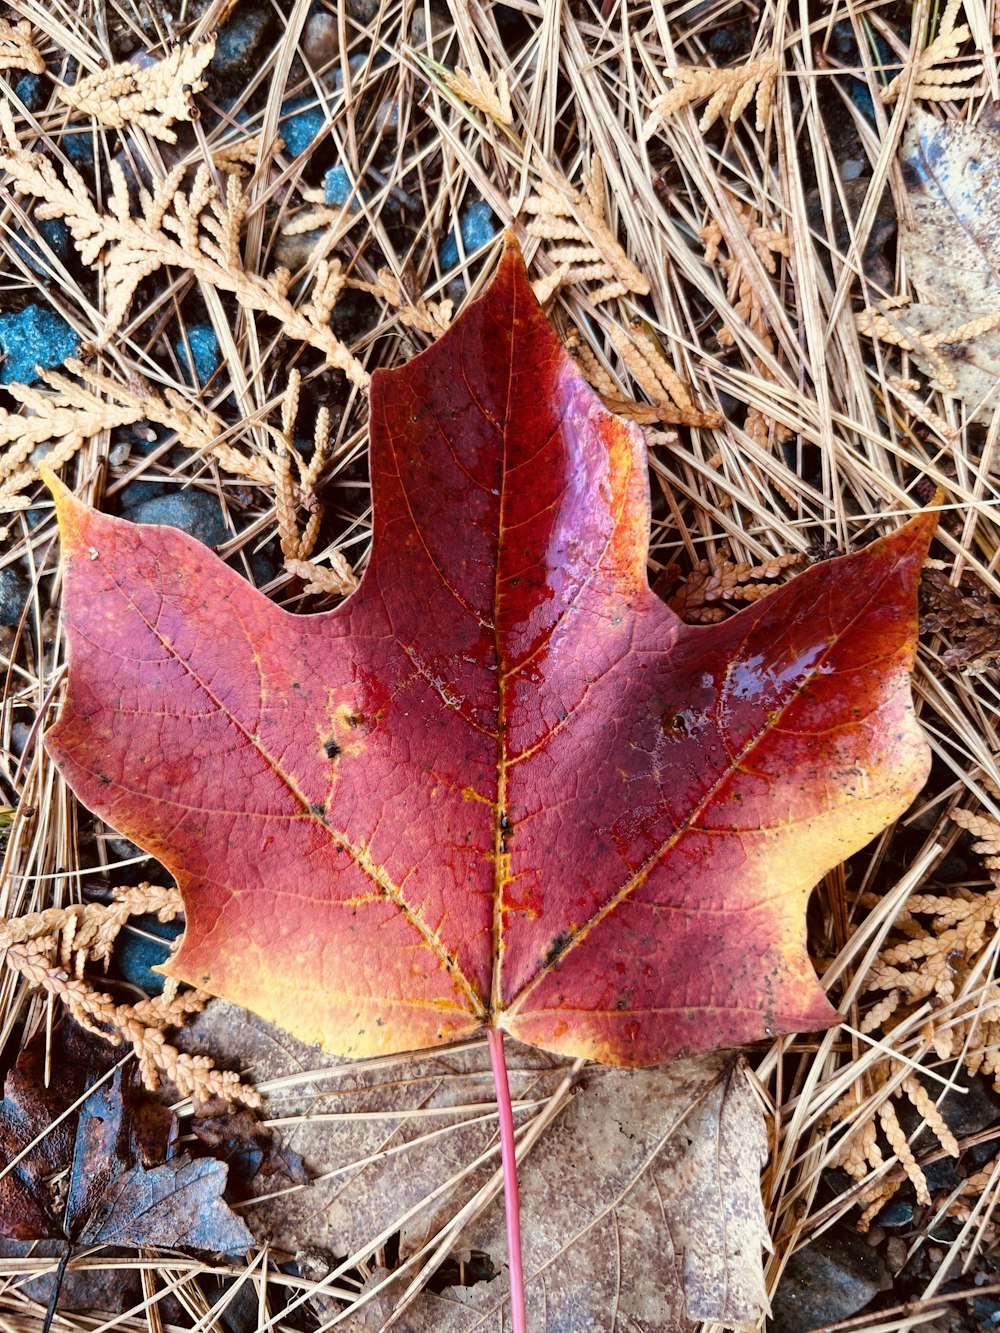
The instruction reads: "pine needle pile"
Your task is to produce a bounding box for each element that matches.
[1,0,999,1328]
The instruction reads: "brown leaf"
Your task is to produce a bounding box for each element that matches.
[0,1020,252,1254]
[74,1155,252,1251]
[181,1003,769,1327]
[192,1107,309,1201]
[0,1021,116,1240]
[891,109,1000,422]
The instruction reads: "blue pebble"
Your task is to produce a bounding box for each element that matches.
[12,217,71,278]
[0,305,79,384]
[121,490,230,549]
[440,200,498,267]
[324,163,362,211]
[114,914,184,995]
[62,130,94,167]
[14,74,46,112]
[281,97,326,156]
[0,565,31,627]
[877,1198,913,1228]
[174,324,221,387]
[209,8,273,81]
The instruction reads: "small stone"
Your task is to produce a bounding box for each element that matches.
[11,217,71,279]
[120,489,230,549]
[112,914,183,995]
[408,7,452,58]
[302,7,338,66]
[14,73,46,111]
[273,228,325,271]
[877,1197,914,1228]
[374,96,398,137]
[0,565,30,627]
[922,1157,961,1193]
[885,1236,907,1274]
[207,7,276,93]
[440,199,498,268]
[323,163,362,210]
[939,1075,1000,1139]
[0,305,79,384]
[972,1295,1000,1327]
[174,324,221,388]
[62,129,94,167]
[103,832,146,862]
[109,440,131,467]
[769,1226,887,1333]
[967,1138,999,1168]
[280,97,326,156]
[345,0,379,21]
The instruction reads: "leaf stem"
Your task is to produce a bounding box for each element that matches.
[487,1027,527,1333]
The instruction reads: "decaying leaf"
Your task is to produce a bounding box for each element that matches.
[181,1002,769,1328]
[0,1020,252,1253]
[0,1021,114,1240]
[858,109,1000,422]
[58,38,216,144]
[44,244,933,1069]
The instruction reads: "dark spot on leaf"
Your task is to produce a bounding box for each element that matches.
[542,930,572,969]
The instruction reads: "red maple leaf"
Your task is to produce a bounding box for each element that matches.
[44,245,933,1068]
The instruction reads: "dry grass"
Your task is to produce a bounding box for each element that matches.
[1,0,999,1328]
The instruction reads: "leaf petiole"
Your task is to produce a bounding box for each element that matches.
[487,1028,526,1333]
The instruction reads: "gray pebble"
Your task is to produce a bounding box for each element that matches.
[207,7,276,92]
[121,489,229,549]
[770,1227,887,1333]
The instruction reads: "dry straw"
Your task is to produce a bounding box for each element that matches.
[1,0,999,1325]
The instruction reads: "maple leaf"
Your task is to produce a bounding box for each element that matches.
[44,245,933,1068]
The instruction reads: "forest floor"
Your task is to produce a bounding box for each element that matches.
[1,0,999,1330]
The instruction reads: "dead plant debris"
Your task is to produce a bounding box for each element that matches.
[1,0,998,1327]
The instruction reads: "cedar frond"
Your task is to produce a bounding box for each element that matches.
[522,155,650,305]
[605,320,722,427]
[0,884,181,974]
[1,887,259,1107]
[212,132,281,176]
[700,202,791,448]
[881,0,983,104]
[58,38,216,144]
[272,369,358,595]
[827,789,1000,1227]
[0,136,367,384]
[0,18,44,74]
[0,359,276,518]
[440,62,512,126]
[700,210,790,350]
[666,551,805,624]
[353,267,454,337]
[644,56,778,137]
